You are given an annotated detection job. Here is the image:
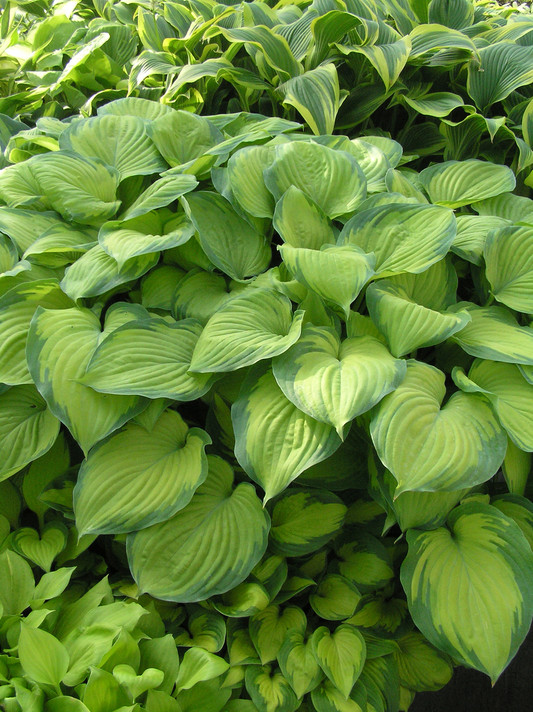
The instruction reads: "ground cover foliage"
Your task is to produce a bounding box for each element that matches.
[0,1,533,712]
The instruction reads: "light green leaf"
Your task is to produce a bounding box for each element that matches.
[269,488,347,557]
[452,215,509,265]
[18,624,69,687]
[244,664,300,712]
[491,495,533,551]
[408,23,478,57]
[0,279,73,385]
[249,605,307,665]
[220,25,301,82]
[0,549,35,616]
[74,410,210,535]
[280,244,375,319]
[232,366,341,502]
[278,631,323,698]
[141,265,186,312]
[172,270,238,325]
[227,145,276,219]
[401,502,533,682]
[347,36,411,91]
[0,385,59,482]
[32,567,75,604]
[27,306,145,454]
[311,679,366,712]
[370,360,506,493]
[273,326,405,438]
[468,42,533,112]
[273,187,335,250]
[12,523,66,572]
[148,111,223,168]
[366,280,471,357]
[277,64,341,136]
[82,667,130,712]
[311,624,366,699]
[472,192,533,224]
[419,160,516,209]
[451,304,533,365]
[98,97,176,121]
[310,575,362,622]
[0,208,65,254]
[140,635,180,696]
[394,631,453,692]
[403,92,464,118]
[176,648,228,692]
[334,531,394,594]
[484,225,533,313]
[339,203,456,275]
[121,174,198,221]
[183,192,271,281]
[190,288,304,374]
[23,225,96,268]
[264,142,367,218]
[502,439,530,497]
[59,115,166,181]
[81,317,216,400]
[99,212,194,268]
[127,455,269,602]
[113,664,164,700]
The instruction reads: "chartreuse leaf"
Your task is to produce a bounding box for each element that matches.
[175,648,228,692]
[401,502,533,682]
[183,192,270,281]
[74,410,210,536]
[273,326,405,438]
[220,25,301,81]
[277,631,323,698]
[0,208,66,254]
[80,317,216,400]
[394,631,453,692]
[334,531,394,594]
[18,624,69,687]
[348,36,411,91]
[402,92,464,118]
[0,279,73,385]
[98,97,176,121]
[12,522,66,572]
[264,142,367,218]
[370,361,506,494]
[148,111,223,169]
[45,697,91,711]
[227,145,276,219]
[249,605,307,665]
[502,440,530,497]
[0,385,59,481]
[311,624,366,699]
[454,360,533,452]
[59,115,165,181]
[176,607,226,652]
[273,187,335,250]
[473,192,533,223]
[419,160,516,209]
[32,567,75,605]
[359,654,399,712]
[366,280,470,357]
[277,64,341,136]
[385,257,458,311]
[139,635,180,695]
[242,664,298,712]
[127,455,269,602]
[452,215,509,265]
[311,679,366,712]
[279,244,375,319]
[451,304,533,365]
[491,495,533,550]
[24,225,96,268]
[269,488,346,557]
[98,212,195,268]
[27,306,145,454]
[339,203,456,275]
[309,575,362,621]
[121,174,197,222]
[172,271,241,324]
[82,667,131,712]
[232,366,341,502]
[113,664,164,699]
[468,42,533,112]
[0,550,35,615]
[190,289,304,374]
[484,225,533,313]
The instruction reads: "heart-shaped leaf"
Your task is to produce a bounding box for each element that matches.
[311,624,366,699]
[12,522,67,571]
[419,160,516,208]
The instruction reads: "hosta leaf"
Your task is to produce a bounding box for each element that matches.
[220,26,301,82]
[27,306,145,454]
[74,410,210,536]
[334,531,394,594]
[277,63,341,136]
[99,212,194,268]
[0,279,73,385]
[272,326,405,437]
[491,495,533,550]
[452,215,509,265]
[244,665,300,712]
[127,456,269,602]
[393,632,452,692]
[408,23,478,57]
[0,385,59,482]
[172,270,239,324]
[273,187,335,250]
[468,42,533,112]
[121,174,198,221]
[311,624,366,699]
[419,160,516,208]
[484,225,533,313]
[148,111,223,168]
[227,145,276,219]
[175,648,228,692]
[81,317,216,400]
[11,522,66,572]
[278,631,323,698]
[279,244,375,319]
[23,225,96,268]
[339,203,456,275]
[18,624,69,687]
[232,366,341,502]
[451,304,533,365]
[269,488,346,557]
[264,142,367,218]
[309,575,362,622]
[140,635,180,695]
[455,360,533,452]
[249,605,307,665]
[366,280,470,357]
[348,37,411,91]
[502,440,530,497]
[59,115,166,181]
[60,244,158,301]
[141,265,185,311]
[0,549,35,615]
[98,97,176,121]
[402,92,464,118]
[183,192,271,280]
[370,360,506,493]
[190,289,304,374]
[401,502,533,682]
[0,208,65,254]
[473,192,533,224]
[311,679,366,712]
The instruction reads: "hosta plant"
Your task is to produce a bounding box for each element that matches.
[0,95,532,712]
